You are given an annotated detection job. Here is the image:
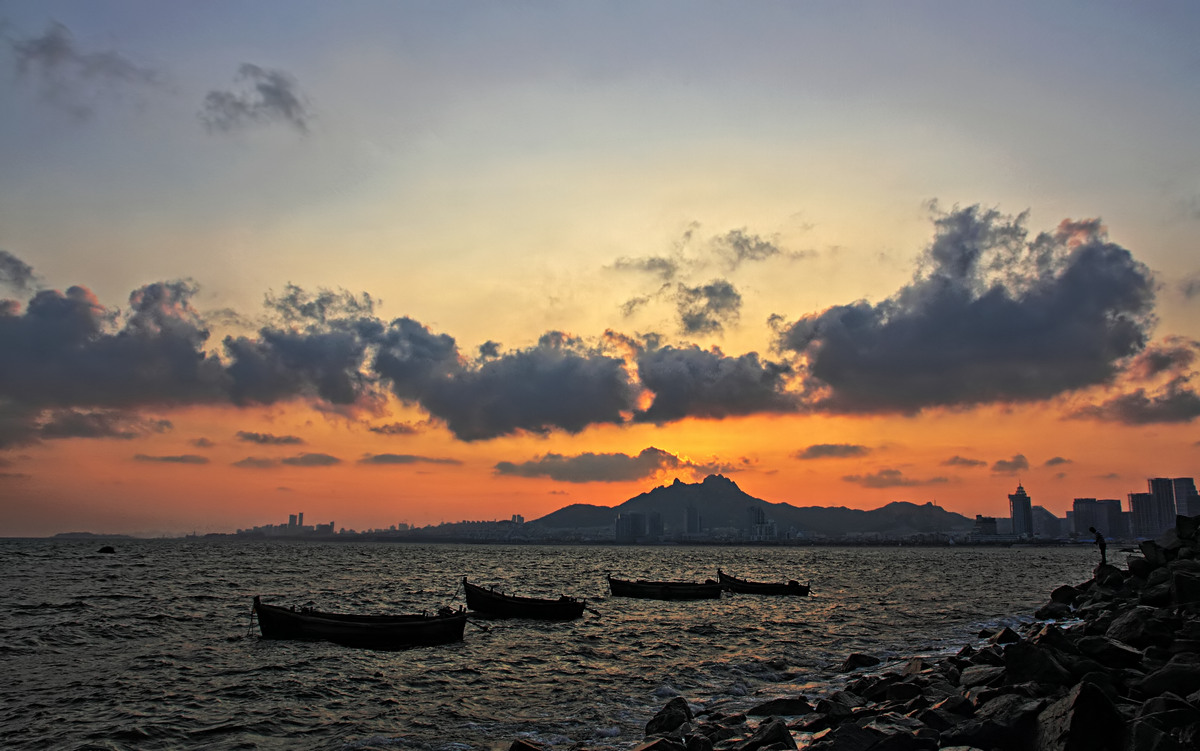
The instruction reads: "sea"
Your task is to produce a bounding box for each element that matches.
[0,539,1101,750]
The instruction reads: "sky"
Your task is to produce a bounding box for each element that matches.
[2,2,1199,536]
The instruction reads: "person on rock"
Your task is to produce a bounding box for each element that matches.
[1088,526,1107,565]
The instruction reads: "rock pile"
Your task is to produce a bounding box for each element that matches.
[510,514,1200,751]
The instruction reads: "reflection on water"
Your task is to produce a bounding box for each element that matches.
[0,539,1097,749]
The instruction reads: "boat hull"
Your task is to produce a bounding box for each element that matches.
[717,569,810,596]
[252,597,466,650]
[463,578,585,620]
[607,575,723,600]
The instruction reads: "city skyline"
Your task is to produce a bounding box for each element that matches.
[2,3,1199,536]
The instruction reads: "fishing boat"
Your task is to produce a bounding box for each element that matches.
[462,578,586,620]
[606,574,723,600]
[717,569,811,596]
[251,596,467,650]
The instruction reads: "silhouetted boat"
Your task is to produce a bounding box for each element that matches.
[252,596,467,650]
[717,569,811,596]
[607,574,723,600]
[462,578,586,620]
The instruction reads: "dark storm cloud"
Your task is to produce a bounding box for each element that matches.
[794,443,870,460]
[942,455,986,468]
[280,452,341,467]
[41,409,171,440]
[478,341,501,359]
[1073,378,1200,425]
[133,453,209,464]
[265,284,375,324]
[358,453,462,466]
[676,280,742,335]
[233,456,276,469]
[0,282,228,409]
[991,454,1030,474]
[842,469,950,488]
[200,63,313,134]
[0,402,40,449]
[1044,456,1072,467]
[235,430,304,445]
[1128,338,1198,380]
[494,446,731,483]
[367,421,420,436]
[224,327,372,406]
[774,206,1156,413]
[0,250,38,292]
[380,330,634,441]
[8,21,160,118]
[1181,274,1200,301]
[633,345,795,424]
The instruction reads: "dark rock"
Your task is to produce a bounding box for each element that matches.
[1127,556,1156,580]
[938,719,1013,750]
[1140,582,1173,607]
[788,713,829,733]
[970,645,1006,667]
[804,723,879,751]
[1137,663,1200,699]
[1075,635,1143,669]
[1106,607,1170,649]
[989,627,1021,645]
[1079,671,1121,701]
[508,741,546,751]
[1177,514,1200,542]
[840,653,881,672]
[1141,540,1171,567]
[685,734,714,751]
[1148,567,1172,588]
[1029,624,1080,655]
[1035,601,1073,620]
[1003,641,1073,686]
[960,665,1006,689]
[1171,571,1200,608]
[647,697,694,736]
[933,695,974,717]
[731,717,795,751]
[97,545,116,554]
[1050,585,1080,605]
[885,682,924,704]
[1126,720,1183,751]
[956,644,977,659]
[1135,691,1200,731]
[911,707,958,732]
[746,698,813,717]
[631,738,687,751]
[1033,681,1124,750]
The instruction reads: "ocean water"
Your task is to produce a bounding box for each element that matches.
[0,539,1099,750]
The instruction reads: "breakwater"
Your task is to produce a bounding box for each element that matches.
[605,517,1200,751]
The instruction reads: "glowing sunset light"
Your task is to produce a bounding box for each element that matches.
[2,3,1198,536]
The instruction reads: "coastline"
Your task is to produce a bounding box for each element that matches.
[551,516,1200,751]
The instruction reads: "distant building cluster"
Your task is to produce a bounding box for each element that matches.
[972,477,1198,543]
[235,511,335,537]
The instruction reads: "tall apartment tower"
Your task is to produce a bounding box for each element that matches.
[1009,483,1033,537]
[1173,478,1199,517]
[1128,492,1158,537]
[1149,478,1177,534]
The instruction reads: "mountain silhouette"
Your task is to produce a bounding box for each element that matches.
[530,474,973,536]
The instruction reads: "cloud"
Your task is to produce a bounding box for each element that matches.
[774,205,1156,413]
[991,454,1030,474]
[236,430,304,445]
[1044,456,1073,467]
[233,457,276,469]
[40,410,171,440]
[633,345,795,424]
[368,421,421,436]
[358,453,462,466]
[1182,274,1200,301]
[842,468,950,488]
[200,63,313,133]
[190,437,215,448]
[494,446,731,483]
[612,256,680,282]
[676,280,742,335]
[1072,378,1200,425]
[0,281,228,410]
[711,229,798,270]
[1127,338,1199,380]
[0,251,38,292]
[8,21,160,118]
[280,452,341,467]
[133,454,208,464]
[942,455,986,468]
[794,443,870,460]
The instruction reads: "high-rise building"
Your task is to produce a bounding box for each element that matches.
[288,513,297,528]
[1173,478,1199,517]
[1009,483,1033,537]
[684,506,703,535]
[1148,478,1178,534]
[297,511,305,528]
[615,512,647,543]
[1128,492,1159,537]
[1031,506,1062,538]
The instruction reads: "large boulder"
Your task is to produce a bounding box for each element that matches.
[731,717,795,751]
[746,697,813,717]
[1106,607,1171,649]
[841,653,881,672]
[1137,663,1200,699]
[1075,635,1143,669]
[1003,642,1073,686]
[1033,681,1124,750]
[646,697,694,736]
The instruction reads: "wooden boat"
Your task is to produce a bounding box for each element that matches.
[462,578,586,620]
[252,596,467,650]
[717,569,810,596]
[607,574,723,600]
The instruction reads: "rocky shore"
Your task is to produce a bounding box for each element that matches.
[512,515,1200,751]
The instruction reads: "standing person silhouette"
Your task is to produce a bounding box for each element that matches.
[1089,526,1107,565]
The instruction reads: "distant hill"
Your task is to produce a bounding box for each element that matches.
[530,474,973,537]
